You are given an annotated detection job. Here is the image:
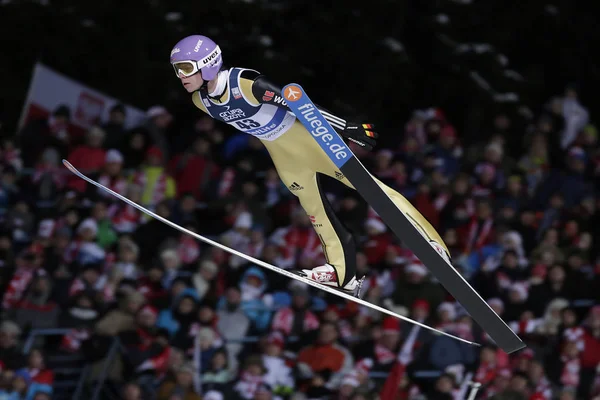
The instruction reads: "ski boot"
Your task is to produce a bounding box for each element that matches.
[297,264,365,298]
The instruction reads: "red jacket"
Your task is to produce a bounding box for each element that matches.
[67,146,106,191]
[168,154,220,200]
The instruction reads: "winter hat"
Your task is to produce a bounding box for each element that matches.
[138,304,158,318]
[509,283,529,301]
[440,124,457,138]
[178,362,196,375]
[531,264,547,279]
[198,327,216,343]
[160,249,180,265]
[0,320,21,336]
[266,331,285,349]
[200,260,218,275]
[376,149,394,160]
[437,302,457,320]
[405,263,428,276]
[365,218,386,234]
[412,299,430,312]
[146,105,171,119]
[488,298,504,310]
[547,298,569,313]
[41,147,60,166]
[485,142,504,157]
[497,368,512,378]
[37,219,56,239]
[77,218,98,237]
[146,146,163,160]
[204,391,224,400]
[234,212,253,229]
[341,374,360,388]
[14,369,32,384]
[105,149,124,164]
[87,126,106,139]
[382,316,401,335]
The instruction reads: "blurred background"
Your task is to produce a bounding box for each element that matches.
[0,1,599,400]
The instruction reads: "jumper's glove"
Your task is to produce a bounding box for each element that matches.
[342,123,378,151]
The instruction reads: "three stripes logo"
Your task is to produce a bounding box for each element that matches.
[288,182,304,191]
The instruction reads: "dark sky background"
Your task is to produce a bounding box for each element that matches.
[1,0,599,148]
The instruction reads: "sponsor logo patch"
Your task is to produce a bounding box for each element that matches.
[288,182,303,191]
[263,90,275,101]
[309,215,323,228]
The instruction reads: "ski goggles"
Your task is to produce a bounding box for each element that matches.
[172,46,221,77]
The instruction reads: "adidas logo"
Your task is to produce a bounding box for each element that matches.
[288,182,304,191]
[335,171,344,180]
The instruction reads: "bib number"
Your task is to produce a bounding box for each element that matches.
[235,119,260,130]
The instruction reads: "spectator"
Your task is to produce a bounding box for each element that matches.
[132,146,176,212]
[217,287,250,372]
[102,104,127,150]
[2,41,600,399]
[15,349,54,386]
[121,382,143,400]
[121,128,150,169]
[137,263,170,308]
[94,289,145,336]
[297,321,354,391]
[66,126,107,192]
[235,266,273,332]
[168,136,221,200]
[0,321,24,370]
[229,355,268,400]
[270,285,320,339]
[202,349,232,392]
[427,373,456,400]
[261,331,294,397]
[159,248,183,290]
[389,262,445,314]
[144,106,173,162]
[4,198,35,247]
[90,200,118,249]
[192,260,219,302]
[93,149,129,202]
[156,362,202,400]
[132,200,179,264]
[19,104,72,168]
[119,304,171,380]
[59,293,100,352]
[157,287,200,346]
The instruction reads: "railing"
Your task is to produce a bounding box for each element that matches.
[22,294,597,399]
[88,338,122,400]
[22,328,86,400]
[22,328,440,396]
[23,328,72,354]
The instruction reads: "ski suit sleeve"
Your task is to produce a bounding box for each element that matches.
[247,73,347,134]
[244,72,378,150]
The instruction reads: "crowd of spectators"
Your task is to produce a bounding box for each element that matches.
[0,83,599,400]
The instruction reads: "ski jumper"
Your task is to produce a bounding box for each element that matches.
[191,68,449,287]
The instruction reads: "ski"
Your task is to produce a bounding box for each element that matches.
[63,160,479,347]
[281,84,525,354]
